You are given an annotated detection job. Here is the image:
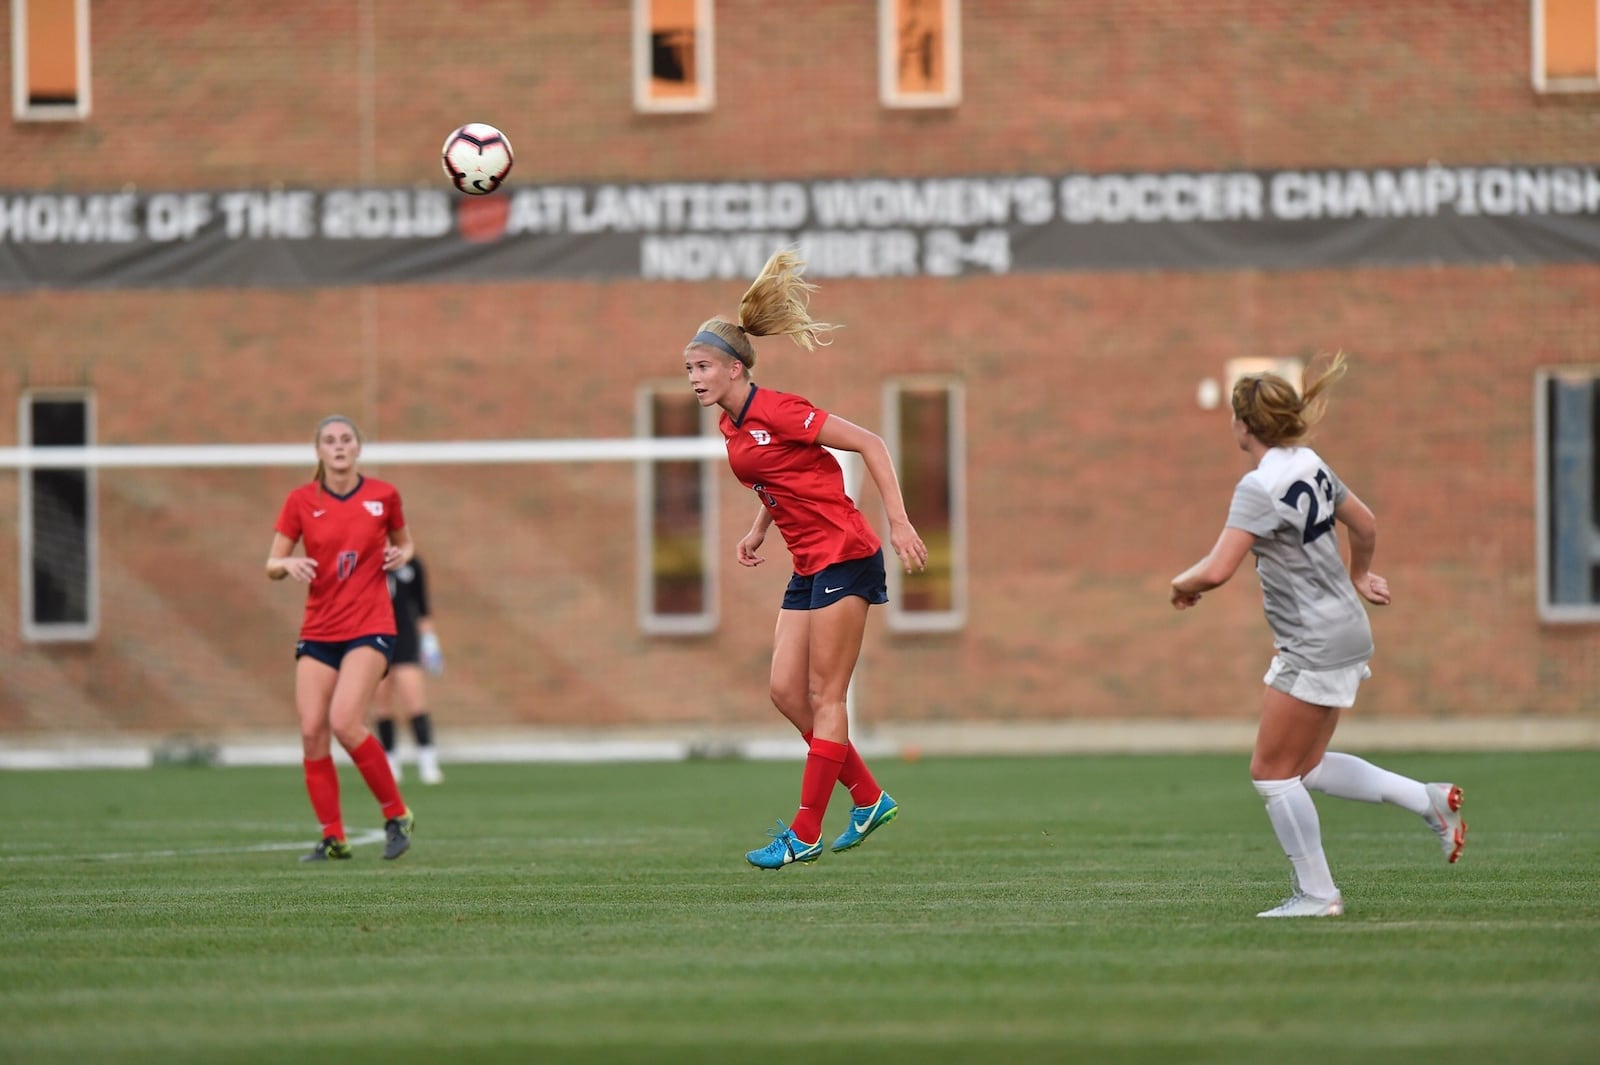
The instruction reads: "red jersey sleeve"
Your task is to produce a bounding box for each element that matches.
[275,489,303,542]
[768,391,829,445]
[386,485,406,534]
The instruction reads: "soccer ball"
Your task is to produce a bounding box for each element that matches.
[440,123,514,195]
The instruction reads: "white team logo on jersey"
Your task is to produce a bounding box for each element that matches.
[804,411,816,429]
[749,430,772,445]
[363,501,384,516]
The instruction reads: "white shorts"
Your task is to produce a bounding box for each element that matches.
[1263,656,1371,708]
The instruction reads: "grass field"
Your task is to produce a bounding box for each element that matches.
[2,751,1596,1064]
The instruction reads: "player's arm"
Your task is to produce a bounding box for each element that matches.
[814,415,928,573]
[266,532,316,582]
[1170,526,1256,609]
[383,526,415,572]
[737,505,774,567]
[1335,492,1390,606]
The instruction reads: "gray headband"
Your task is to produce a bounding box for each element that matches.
[690,329,748,365]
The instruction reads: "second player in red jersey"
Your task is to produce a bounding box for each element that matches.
[267,415,416,864]
[275,475,405,640]
[685,247,928,871]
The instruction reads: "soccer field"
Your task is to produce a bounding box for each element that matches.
[2,752,1595,1064]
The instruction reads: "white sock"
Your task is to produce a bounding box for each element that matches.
[1303,752,1430,815]
[1253,777,1338,899]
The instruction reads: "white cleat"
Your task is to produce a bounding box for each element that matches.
[1256,893,1345,918]
[418,757,445,786]
[1425,782,1466,863]
[387,755,403,785]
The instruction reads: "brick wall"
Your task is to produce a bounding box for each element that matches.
[2,1,1597,734]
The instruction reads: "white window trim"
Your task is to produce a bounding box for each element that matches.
[1533,367,1600,622]
[634,383,718,635]
[883,376,967,633]
[879,0,962,109]
[20,389,98,642]
[12,0,92,121]
[632,0,715,113]
[1531,0,1600,94]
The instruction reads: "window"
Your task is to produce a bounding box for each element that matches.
[20,390,97,641]
[880,0,961,108]
[1533,0,1600,92]
[633,0,714,112]
[12,0,90,120]
[1535,368,1600,621]
[884,378,966,631]
[635,384,717,634]
[1225,356,1304,398]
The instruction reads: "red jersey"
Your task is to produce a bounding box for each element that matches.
[720,386,880,576]
[274,476,405,640]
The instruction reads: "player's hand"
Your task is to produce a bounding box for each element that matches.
[382,545,407,571]
[1171,585,1202,610]
[736,528,767,567]
[889,519,927,574]
[282,558,318,583]
[420,632,445,676]
[1354,571,1390,606]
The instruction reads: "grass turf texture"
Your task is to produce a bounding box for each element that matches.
[1,752,1596,1065]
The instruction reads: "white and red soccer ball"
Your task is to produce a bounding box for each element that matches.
[440,123,514,195]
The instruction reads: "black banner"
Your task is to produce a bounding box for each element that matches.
[2,163,1598,290]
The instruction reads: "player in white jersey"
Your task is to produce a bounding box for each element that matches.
[1170,354,1466,918]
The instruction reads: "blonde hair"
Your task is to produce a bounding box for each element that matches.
[312,414,361,486]
[688,248,839,370]
[1231,352,1348,448]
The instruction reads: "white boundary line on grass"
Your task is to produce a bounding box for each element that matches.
[1,718,1597,771]
[0,827,386,863]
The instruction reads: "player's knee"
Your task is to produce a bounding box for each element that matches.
[770,682,807,716]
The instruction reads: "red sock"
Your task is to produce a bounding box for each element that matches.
[838,744,883,808]
[803,731,881,808]
[791,738,847,844]
[346,734,407,820]
[302,756,344,841]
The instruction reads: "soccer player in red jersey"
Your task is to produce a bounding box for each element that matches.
[683,248,929,869]
[266,415,416,863]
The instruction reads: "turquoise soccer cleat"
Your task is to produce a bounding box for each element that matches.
[745,820,823,869]
[830,791,899,853]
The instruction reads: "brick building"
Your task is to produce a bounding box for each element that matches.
[1,1,1597,736]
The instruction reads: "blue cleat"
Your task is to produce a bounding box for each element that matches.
[745,820,823,869]
[831,791,899,852]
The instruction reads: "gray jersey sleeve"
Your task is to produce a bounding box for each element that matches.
[1326,465,1349,508]
[1226,477,1279,537]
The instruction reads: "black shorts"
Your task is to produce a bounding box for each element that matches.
[391,620,420,666]
[295,634,397,671]
[782,549,889,611]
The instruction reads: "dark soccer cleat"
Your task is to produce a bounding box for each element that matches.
[382,810,415,860]
[300,836,352,863]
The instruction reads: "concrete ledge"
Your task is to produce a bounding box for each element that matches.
[1,718,1595,770]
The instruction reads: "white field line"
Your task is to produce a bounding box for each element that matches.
[0,827,386,863]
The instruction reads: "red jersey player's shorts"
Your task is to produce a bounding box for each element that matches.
[781,548,888,611]
[295,634,397,672]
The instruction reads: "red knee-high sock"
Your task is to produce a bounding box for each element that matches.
[346,734,407,820]
[791,738,848,844]
[303,756,345,841]
[803,731,882,808]
[838,745,883,808]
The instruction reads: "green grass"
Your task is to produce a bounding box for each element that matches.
[1,752,1596,1064]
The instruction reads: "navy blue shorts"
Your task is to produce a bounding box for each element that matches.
[782,549,889,611]
[295,634,397,671]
